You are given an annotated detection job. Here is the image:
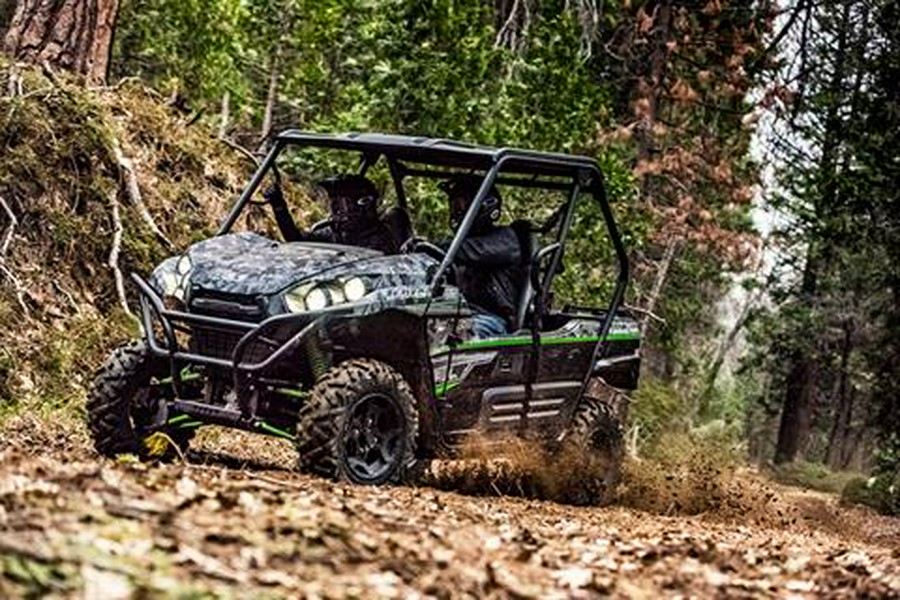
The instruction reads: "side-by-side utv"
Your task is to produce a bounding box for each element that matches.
[87,131,641,500]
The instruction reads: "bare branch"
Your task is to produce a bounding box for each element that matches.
[0,262,29,317]
[0,196,18,257]
[218,90,230,139]
[748,0,810,77]
[52,280,80,313]
[110,136,175,251]
[640,237,678,337]
[107,189,131,316]
[220,137,261,167]
[623,303,667,326]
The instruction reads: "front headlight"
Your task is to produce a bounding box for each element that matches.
[306,287,329,311]
[176,255,192,276]
[159,270,180,297]
[284,284,311,313]
[284,277,369,314]
[343,277,366,302]
[153,256,192,302]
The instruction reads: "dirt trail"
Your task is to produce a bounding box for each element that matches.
[1,419,899,598]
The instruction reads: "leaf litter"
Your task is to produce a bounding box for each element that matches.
[0,419,899,598]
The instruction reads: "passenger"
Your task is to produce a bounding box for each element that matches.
[443,175,522,339]
[268,175,400,254]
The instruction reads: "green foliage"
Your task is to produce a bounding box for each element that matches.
[849,436,900,516]
[841,473,900,517]
[772,461,864,496]
[630,376,690,447]
[109,0,770,333]
[7,1,777,445]
[629,374,745,461]
[114,0,249,102]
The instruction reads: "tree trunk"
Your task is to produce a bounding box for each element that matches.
[1,0,17,38]
[774,252,822,465]
[640,236,677,338]
[825,320,854,469]
[774,1,853,466]
[774,349,817,464]
[3,0,120,84]
[218,90,230,139]
[637,0,673,166]
[837,388,858,469]
[260,47,280,144]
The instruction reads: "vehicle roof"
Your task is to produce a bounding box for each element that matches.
[275,130,602,184]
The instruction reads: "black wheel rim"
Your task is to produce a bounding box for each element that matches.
[343,393,405,483]
[131,386,162,433]
[130,380,174,452]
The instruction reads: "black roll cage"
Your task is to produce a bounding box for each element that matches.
[219,130,627,303]
[139,131,629,410]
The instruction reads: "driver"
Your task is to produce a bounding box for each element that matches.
[443,175,522,338]
[269,175,399,254]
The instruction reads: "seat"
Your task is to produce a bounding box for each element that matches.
[509,220,539,331]
[382,206,413,249]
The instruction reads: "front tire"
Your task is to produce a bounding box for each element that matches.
[87,341,194,461]
[295,358,423,485]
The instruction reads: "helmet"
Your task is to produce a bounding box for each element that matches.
[318,175,380,233]
[443,174,502,230]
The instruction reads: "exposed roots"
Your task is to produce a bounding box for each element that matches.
[0,61,254,412]
[0,193,29,316]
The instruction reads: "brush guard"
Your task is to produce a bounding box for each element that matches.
[132,274,326,420]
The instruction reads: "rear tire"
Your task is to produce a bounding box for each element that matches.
[559,396,625,505]
[87,341,194,461]
[295,358,424,485]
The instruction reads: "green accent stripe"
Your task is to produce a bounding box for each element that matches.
[177,420,203,429]
[451,332,639,352]
[434,380,460,398]
[167,414,191,425]
[156,372,202,385]
[273,387,308,399]
[258,421,296,440]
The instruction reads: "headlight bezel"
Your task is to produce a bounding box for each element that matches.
[283,276,370,314]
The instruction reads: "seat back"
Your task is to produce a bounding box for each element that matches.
[381,206,413,249]
[509,220,539,331]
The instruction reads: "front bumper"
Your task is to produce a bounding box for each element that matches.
[133,273,323,388]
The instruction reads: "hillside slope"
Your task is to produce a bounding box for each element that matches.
[0,61,273,413]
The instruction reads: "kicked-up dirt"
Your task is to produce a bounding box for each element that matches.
[1,416,899,599]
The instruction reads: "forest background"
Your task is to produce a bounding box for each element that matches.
[1,0,900,514]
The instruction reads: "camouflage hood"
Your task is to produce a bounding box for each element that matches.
[183,232,383,296]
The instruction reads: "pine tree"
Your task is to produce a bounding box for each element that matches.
[3,0,120,84]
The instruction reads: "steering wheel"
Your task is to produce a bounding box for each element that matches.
[401,237,447,261]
